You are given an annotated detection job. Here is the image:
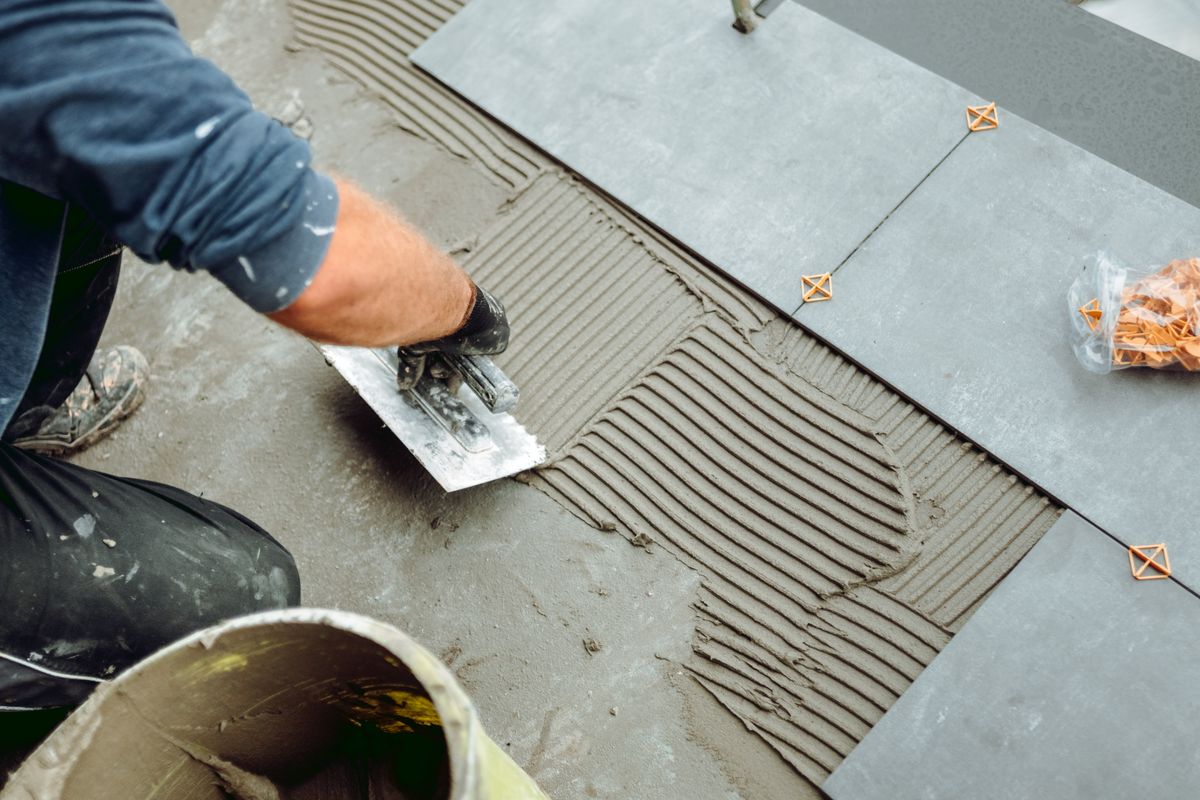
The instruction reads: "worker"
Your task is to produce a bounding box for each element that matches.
[0,1,507,710]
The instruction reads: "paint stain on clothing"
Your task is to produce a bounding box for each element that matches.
[73,514,96,539]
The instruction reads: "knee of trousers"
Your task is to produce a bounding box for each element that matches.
[2,509,301,691]
[0,535,301,712]
[0,446,304,710]
[99,518,304,660]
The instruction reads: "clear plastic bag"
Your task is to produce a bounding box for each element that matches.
[1069,252,1200,373]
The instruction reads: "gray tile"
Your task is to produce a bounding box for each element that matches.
[824,512,1200,800]
[413,0,976,314]
[797,111,1200,587]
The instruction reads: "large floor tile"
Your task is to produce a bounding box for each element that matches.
[824,511,1200,799]
[798,111,1200,588]
[413,0,976,313]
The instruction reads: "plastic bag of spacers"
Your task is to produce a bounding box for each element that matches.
[1069,252,1200,373]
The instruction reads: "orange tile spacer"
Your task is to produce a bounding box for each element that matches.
[801,273,832,303]
[1129,543,1171,580]
[1078,298,1103,330]
[966,102,999,132]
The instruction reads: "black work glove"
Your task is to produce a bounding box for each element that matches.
[404,283,509,356]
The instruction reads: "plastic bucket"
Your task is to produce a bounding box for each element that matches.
[0,609,547,800]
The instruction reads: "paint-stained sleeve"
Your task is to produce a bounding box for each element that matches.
[0,0,338,312]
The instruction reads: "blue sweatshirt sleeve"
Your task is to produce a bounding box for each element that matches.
[0,0,337,311]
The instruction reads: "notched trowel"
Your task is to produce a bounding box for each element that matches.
[321,345,545,491]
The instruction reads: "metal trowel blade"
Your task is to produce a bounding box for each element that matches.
[320,344,546,492]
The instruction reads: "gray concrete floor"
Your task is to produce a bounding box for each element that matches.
[0,0,801,797]
[796,0,1200,210]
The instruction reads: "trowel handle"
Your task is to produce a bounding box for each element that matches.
[445,354,519,414]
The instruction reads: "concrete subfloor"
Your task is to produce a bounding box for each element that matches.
[0,0,795,796]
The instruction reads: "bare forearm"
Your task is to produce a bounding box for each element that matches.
[267,177,474,347]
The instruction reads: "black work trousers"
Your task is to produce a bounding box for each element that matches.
[0,217,301,710]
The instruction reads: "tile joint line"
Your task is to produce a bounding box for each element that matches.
[1074,510,1200,601]
[792,130,971,317]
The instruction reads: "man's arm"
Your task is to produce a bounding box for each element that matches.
[267,178,474,347]
[0,0,484,350]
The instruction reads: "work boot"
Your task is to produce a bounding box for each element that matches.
[11,346,149,456]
